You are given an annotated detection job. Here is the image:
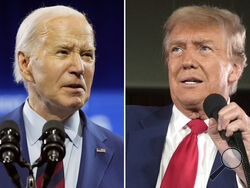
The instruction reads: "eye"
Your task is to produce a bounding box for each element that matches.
[172,47,182,52]
[200,46,212,51]
[80,51,94,61]
[57,49,69,55]
[170,47,183,56]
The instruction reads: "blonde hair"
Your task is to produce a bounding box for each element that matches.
[14,5,92,84]
[163,5,247,95]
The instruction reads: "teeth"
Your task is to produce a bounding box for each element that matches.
[184,81,197,84]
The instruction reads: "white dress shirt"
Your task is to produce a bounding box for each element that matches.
[23,100,82,188]
[155,105,244,188]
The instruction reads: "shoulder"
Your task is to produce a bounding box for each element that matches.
[91,122,123,145]
[0,104,24,123]
[80,110,123,148]
[126,105,165,120]
[126,105,172,131]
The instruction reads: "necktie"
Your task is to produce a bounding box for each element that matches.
[36,160,65,188]
[160,119,207,188]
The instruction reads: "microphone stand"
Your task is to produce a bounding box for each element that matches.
[17,157,36,188]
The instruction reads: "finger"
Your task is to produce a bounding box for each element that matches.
[208,118,219,135]
[219,102,239,114]
[218,104,245,130]
[225,119,246,137]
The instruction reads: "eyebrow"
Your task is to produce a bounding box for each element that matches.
[55,43,96,51]
[193,39,214,45]
[169,39,215,47]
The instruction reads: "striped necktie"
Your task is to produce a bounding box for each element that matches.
[36,161,65,188]
[160,119,207,188]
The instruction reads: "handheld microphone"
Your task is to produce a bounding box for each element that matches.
[203,93,233,144]
[40,120,66,188]
[203,93,250,186]
[0,120,22,188]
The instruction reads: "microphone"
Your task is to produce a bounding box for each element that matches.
[203,93,250,186]
[0,120,22,188]
[40,120,66,188]
[203,93,232,143]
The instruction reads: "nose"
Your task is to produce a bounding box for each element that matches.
[69,54,84,77]
[182,49,198,69]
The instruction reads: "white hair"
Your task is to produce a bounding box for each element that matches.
[14,5,91,84]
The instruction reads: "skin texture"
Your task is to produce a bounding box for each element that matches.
[167,22,250,185]
[18,15,95,121]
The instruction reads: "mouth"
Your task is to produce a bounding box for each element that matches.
[181,78,203,85]
[63,83,85,91]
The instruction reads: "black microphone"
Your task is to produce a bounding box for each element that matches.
[0,120,22,188]
[40,120,66,188]
[203,93,250,187]
[203,93,232,143]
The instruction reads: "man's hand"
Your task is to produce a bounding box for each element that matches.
[208,102,250,186]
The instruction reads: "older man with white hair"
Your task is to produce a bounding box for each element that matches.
[0,5,123,188]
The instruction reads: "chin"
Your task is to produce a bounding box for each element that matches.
[174,94,205,108]
[60,97,85,111]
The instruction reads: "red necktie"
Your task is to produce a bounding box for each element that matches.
[36,161,65,188]
[160,119,207,188]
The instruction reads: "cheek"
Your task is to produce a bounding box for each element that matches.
[168,62,178,80]
[215,62,231,80]
[85,64,95,85]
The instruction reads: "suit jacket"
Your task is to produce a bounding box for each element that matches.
[126,105,238,188]
[0,104,124,188]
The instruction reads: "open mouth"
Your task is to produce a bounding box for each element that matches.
[181,78,203,84]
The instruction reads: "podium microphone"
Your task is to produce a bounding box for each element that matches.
[40,120,66,188]
[0,120,22,188]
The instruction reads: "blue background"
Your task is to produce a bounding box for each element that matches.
[0,0,124,136]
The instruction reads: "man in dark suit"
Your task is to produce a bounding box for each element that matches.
[126,5,250,188]
[0,5,123,188]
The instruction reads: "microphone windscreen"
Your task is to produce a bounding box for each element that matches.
[203,93,227,121]
[0,120,19,133]
[42,120,65,137]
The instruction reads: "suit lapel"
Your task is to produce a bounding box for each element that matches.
[207,152,238,187]
[127,106,172,187]
[77,111,113,188]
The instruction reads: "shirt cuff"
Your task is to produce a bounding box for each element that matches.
[236,174,246,188]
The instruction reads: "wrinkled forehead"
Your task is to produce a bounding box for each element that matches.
[39,15,95,48]
[167,21,228,48]
[47,15,93,34]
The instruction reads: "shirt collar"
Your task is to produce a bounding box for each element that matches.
[171,97,230,133]
[64,110,81,148]
[23,99,81,147]
[171,105,209,132]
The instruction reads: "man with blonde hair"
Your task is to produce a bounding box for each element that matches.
[0,5,123,188]
[127,5,249,188]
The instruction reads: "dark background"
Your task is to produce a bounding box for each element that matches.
[0,0,124,135]
[0,0,124,90]
[126,0,250,113]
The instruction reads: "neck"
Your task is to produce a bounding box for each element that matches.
[28,96,75,122]
[175,103,208,120]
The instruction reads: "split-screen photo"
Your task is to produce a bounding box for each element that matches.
[0,0,250,188]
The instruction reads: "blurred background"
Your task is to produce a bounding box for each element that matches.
[0,0,124,136]
[127,0,250,113]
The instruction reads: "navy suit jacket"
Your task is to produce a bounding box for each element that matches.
[126,105,238,188]
[0,104,124,188]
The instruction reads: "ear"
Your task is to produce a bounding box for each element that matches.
[228,62,243,84]
[17,51,35,83]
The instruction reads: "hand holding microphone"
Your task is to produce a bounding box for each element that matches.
[203,93,250,187]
